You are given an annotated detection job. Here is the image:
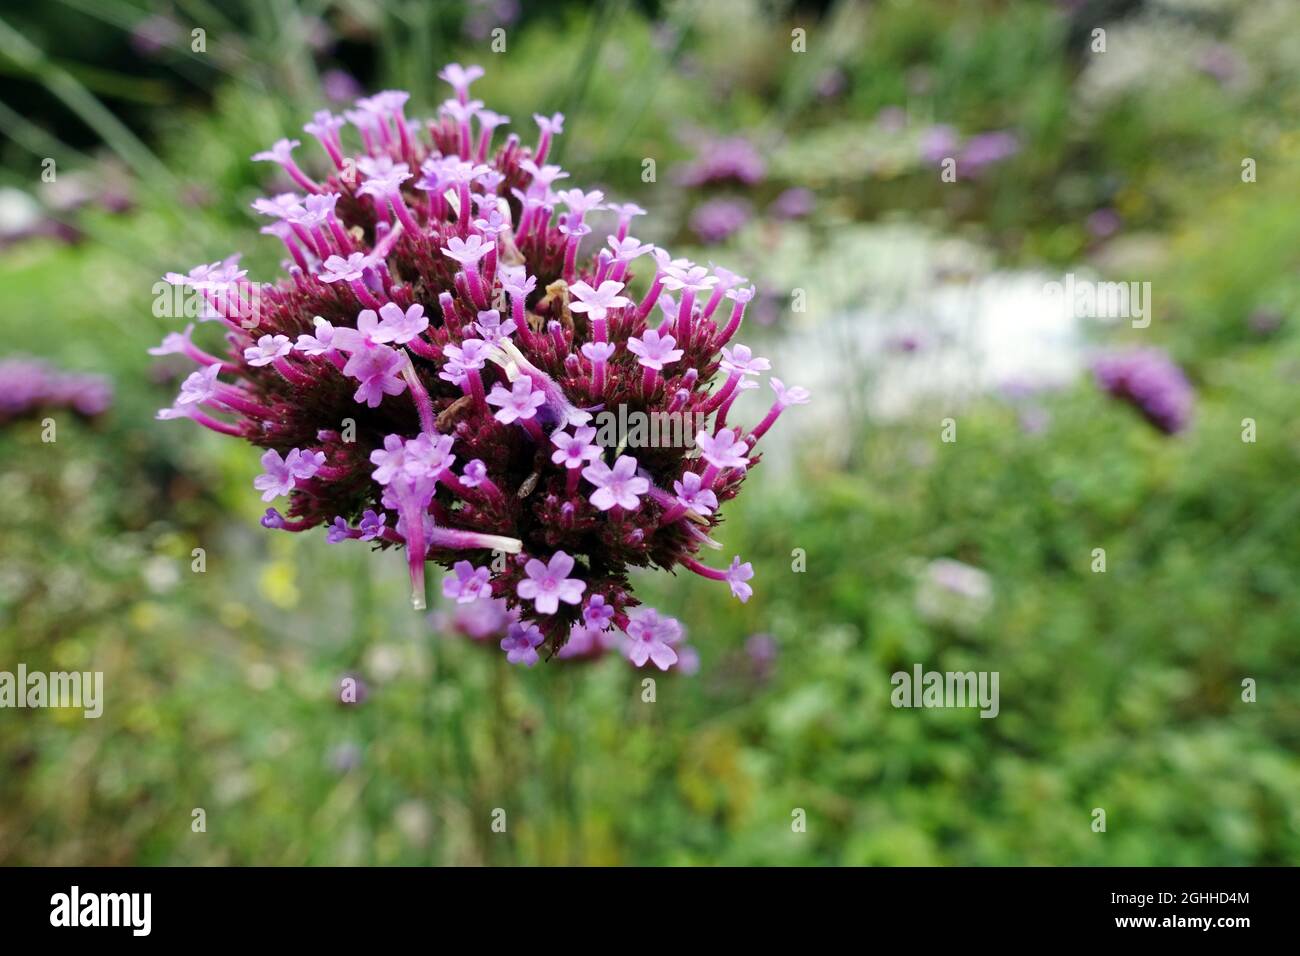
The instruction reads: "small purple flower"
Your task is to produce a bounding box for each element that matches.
[695,429,750,471]
[244,334,293,367]
[327,516,353,543]
[626,329,684,371]
[442,234,491,267]
[148,323,196,357]
[254,447,324,501]
[720,344,770,376]
[319,253,371,283]
[769,377,811,407]
[534,111,565,135]
[725,556,754,603]
[251,138,300,166]
[551,426,602,470]
[295,317,338,356]
[673,472,718,516]
[443,560,493,603]
[487,378,546,424]
[177,364,221,405]
[374,302,428,344]
[624,607,682,670]
[582,594,615,630]
[581,341,616,363]
[474,309,517,343]
[341,343,408,408]
[461,459,489,487]
[500,621,544,666]
[439,63,485,100]
[402,431,456,479]
[358,509,387,540]
[568,280,631,322]
[516,551,586,615]
[369,434,408,485]
[582,455,650,511]
[499,266,537,300]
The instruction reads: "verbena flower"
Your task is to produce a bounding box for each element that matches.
[1092,348,1193,435]
[151,64,808,659]
[0,358,113,423]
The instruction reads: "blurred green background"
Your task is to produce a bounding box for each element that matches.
[1,0,1298,865]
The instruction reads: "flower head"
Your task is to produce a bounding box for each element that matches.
[149,63,805,639]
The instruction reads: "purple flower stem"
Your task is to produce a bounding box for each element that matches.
[642,366,659,397]
[388,193,421,236]
[402,363,437,434]
[273,356,314,387]
[635,274,666,321]
[699,371,740,414]
[214,385,273,419]
[563,235,580,283]
[328,217,353,253]
[717,299,746,347]
[747,400,785,444]
[680,554,726,582]
[466,368,486,407]
[676,289,696,344]
[283,161,320,194]
[520,417,546,443]
[349,279,382,309]
[191,411,244,436]
[702,287,726,319]
[405,335,441,361]
[427,526,522,553]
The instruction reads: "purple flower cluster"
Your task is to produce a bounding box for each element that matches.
[152,64,808,661]
[676,137,766,188]
[0,358,113,423]
[1092,348,1194,435]
[435,593,699,673]
[918,125,1019,176]
[689,198,753,244]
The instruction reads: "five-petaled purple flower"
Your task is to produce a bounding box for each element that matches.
[517,551,587,615]
[582,455,650,511]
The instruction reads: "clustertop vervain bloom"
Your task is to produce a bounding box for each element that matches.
[150,64,808,662]
[1092,348,1194,435]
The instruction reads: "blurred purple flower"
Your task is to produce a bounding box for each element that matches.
[1092,348,1194,435]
